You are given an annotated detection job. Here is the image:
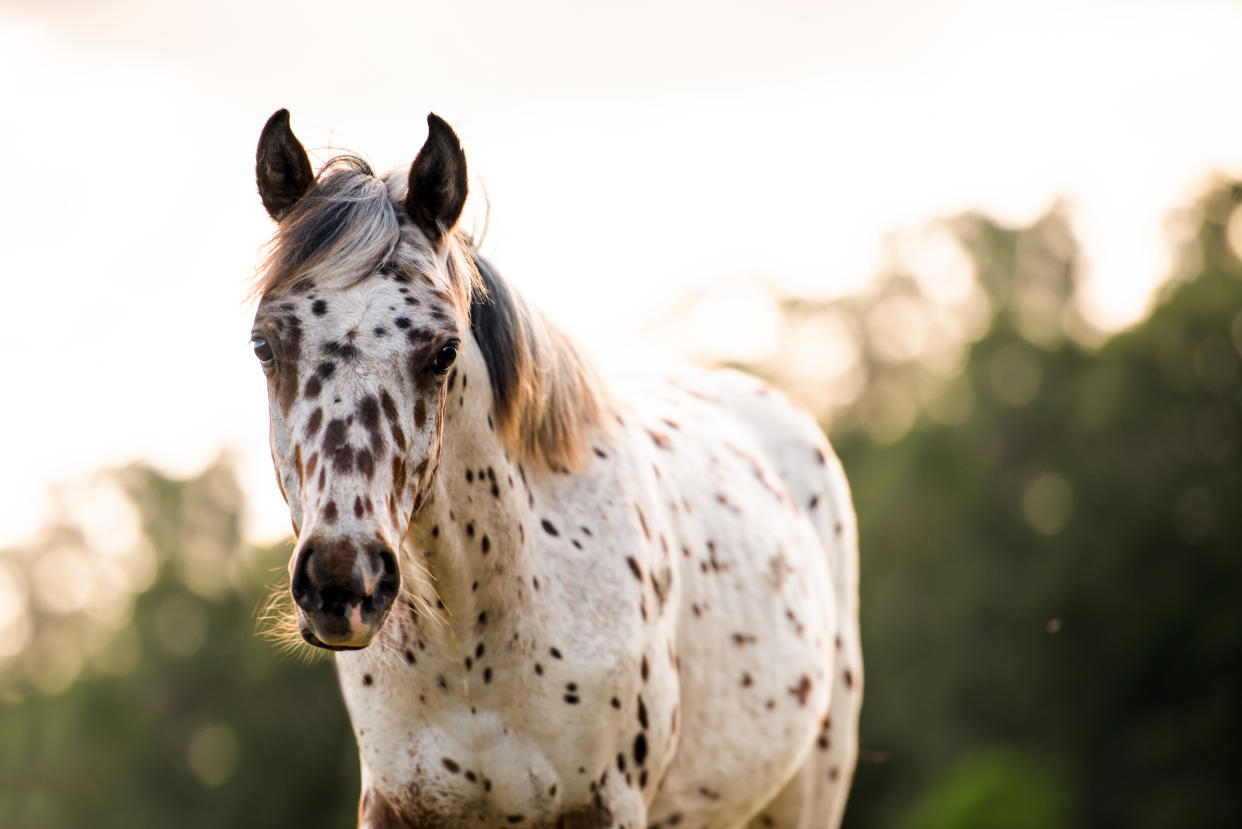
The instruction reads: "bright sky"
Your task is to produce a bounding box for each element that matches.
[2,0,1241,547]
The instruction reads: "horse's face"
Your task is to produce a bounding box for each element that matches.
[251,110,468,650]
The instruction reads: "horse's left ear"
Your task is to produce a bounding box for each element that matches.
[406,113,468,246]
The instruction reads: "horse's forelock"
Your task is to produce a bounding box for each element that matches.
[252,155,399,300]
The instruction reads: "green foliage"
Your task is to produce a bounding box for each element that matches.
[0,462,357,829]
[834,181,1242,827]
[900,746,1077,829]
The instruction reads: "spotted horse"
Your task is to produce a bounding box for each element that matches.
[248,109,862,829]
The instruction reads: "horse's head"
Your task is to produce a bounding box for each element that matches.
[250,109,472,650]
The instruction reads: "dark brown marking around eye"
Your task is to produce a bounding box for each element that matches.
[414,400,427,430]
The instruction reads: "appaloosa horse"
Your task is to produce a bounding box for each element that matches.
[249,109,861,828]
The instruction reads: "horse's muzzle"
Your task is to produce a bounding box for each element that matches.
[290,536,400,650]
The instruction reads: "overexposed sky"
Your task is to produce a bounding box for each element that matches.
[2,0,1241,546]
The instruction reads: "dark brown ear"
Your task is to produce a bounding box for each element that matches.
[256,109,314,221]
[406,113,468,246]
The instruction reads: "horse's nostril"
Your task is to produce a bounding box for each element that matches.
[290,545,316,610]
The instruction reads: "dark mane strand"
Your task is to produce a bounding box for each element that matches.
[471,253,533,423]
[469,251,609,471]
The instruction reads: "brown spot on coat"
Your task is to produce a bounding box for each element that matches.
[789,674,812,705]
[626,557,643,581]
[305,407,323,439]
[636,506,650,540]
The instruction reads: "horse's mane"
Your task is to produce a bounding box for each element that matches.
[252,155,609,472]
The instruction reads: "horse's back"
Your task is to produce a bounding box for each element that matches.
[619,368,861,828]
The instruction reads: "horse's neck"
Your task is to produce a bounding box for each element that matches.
[400,339,535,647]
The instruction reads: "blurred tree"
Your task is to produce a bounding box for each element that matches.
[770,180,1242,828]
[0,459,357,828]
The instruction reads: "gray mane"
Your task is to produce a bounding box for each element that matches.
[254,156,400,298]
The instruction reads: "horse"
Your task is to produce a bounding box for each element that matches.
[248,108,862,829]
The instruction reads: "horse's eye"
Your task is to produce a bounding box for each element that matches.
[252,336,276,368]
[430,343,458,375]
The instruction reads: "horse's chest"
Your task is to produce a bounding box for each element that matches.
[356,704,566,826]
[339,629,667,827]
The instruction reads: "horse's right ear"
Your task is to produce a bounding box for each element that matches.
[256,109,314,221]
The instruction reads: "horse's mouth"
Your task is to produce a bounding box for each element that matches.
[295,603,387,650]
[300,625,370,651]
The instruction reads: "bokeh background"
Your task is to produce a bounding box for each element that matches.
[2,1,1241,826]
